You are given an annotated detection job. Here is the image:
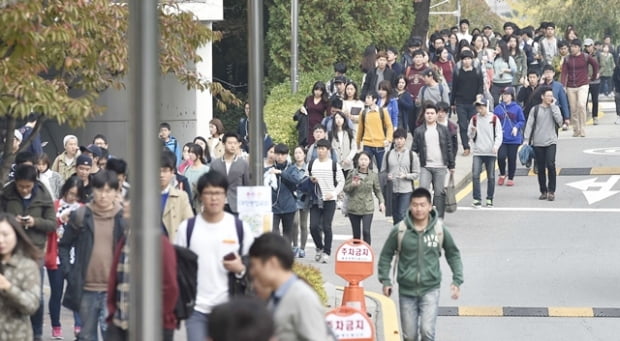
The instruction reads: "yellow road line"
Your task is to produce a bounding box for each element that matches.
[591,167,620,175]
[458,306,504,316]
[364,291,401,341]
[548,307,594,317]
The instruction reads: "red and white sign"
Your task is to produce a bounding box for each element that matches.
[326,306,375,341]
[335,239,374,283]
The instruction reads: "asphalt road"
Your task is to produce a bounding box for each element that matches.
[50,102,619,341]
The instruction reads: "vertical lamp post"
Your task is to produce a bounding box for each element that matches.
[248,0,264,185]
[291,0,299,93]
[128,1,162,340]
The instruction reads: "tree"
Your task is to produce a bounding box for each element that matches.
[0,0,238,181]
[508,0,620,40]
[411,0,431,40]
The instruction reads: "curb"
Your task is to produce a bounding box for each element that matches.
[438,306,620,318]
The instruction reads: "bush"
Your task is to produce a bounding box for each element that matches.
[264,69,363,150]
[293,261,328,306]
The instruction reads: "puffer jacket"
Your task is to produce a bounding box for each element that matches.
[0,181,56,250]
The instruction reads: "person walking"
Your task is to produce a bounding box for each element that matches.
[523,88,564,201]
[377,188,463,341]
[561,39,599,137]
[343,151,385,245]
[209,133,251,216]
[493,87,525,187]
[468,98,503,208]
[451,50,484,156]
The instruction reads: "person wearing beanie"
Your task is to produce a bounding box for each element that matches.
[52,134,80,180]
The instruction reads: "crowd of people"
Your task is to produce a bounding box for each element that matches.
[0,16,619,341]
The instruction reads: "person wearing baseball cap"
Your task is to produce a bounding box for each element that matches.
[80,144,103,174]
[74,154,94,202]
[52,134,79,180]
[561,37,599,137]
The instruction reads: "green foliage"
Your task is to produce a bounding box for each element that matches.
[265,0,414,85]
[293,262,328,306]
[509,0,620,40]
[428,0,504,33]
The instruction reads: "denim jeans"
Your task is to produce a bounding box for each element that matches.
[533,144,557,194]
[309,200,336,255]
[292,209,309,250]
[348,214,373,244]
[78,291,108,341]
[399,288,440,341]
[186,310,209,341]
[47,268,82,328]
[31,265,44,337]
[455,104,477,151]
[419,167,447,218]
[497,144,519,179]
[472,155,497,201]
[363,145,386,170]
[600,76,612,95]
[392,192,412,225]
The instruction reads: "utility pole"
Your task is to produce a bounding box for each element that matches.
[248,0,264,185]
[291,0,299,93]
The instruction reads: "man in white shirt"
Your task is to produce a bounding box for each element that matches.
[175,170,254,341]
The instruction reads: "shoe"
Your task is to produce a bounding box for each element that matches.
[593,118,599,125]
[298,249,305,258]
[292,247,300,258]
[539,193,547,200]
[314,248,322,262]
[572,132,580,137]
[472,200,482,208]
[580,133,586,137]
[463,149,471,156]
[562,123,568,131]
[74,326,81,337]
[34,337,43,341]
[547,192,555,201]
[497,176,505,186]
[616,117,620,125]
[52,327,63,340]
[336,199,343,210]
[321,253,329,264]
[506,179,514,186]
[485,199,493,208]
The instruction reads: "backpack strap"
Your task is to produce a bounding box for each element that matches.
[392,222,407,280]
[186,217,196,248]
[235,217,244,254]
[331,160,338,187]
[308,158,315,175]
[409,150,415,175]
[530,105,540,144]
[384,150,392,174]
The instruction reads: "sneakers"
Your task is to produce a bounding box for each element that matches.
[74,326,81,337]
[593,117,599,125]
[539,193,548,200]
[547,192,555,201]
[562,123,568,131]
[298,249,305,258]
[485,199,493,207]
[52,327,63,340]
[320,253,329,264]
[336,199,343,210]
[292,247,300,258]
[472,200,482,208]
[506,179,514,186]
[615,117,620,125]
[314,248,323,262]
[463,149,471,156]
[497,176,506,186]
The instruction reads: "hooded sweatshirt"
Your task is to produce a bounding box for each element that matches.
[467,112,503,156]
[493,101,525,145]
[523,104,563,147]
[378,209,463,297]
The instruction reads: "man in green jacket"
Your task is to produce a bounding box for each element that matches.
[377,187,463,341]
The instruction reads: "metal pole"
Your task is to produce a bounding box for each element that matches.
[128,1,161,340]
[457,0,461,26]
[248,0,264,185]
[291,0,299,93]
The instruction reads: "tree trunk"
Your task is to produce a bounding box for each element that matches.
[410,0,431,42]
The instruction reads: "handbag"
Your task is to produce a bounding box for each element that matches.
[444,173,457,213]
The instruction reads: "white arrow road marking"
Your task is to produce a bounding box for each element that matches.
[567,175,620,205]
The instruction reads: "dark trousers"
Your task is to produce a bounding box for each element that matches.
[456,104,477,150]
[600,76,613,95]
[497,144,520,179]
[272,211,296,245]
[47,268,82,328]
[588,83,600,118]
[31,265,44,337]
[105,323,174,341]
[533,144,557,194]
[348,214,374,245]
[309,200,336,255]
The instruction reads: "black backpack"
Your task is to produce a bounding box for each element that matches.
[173,217,199,322]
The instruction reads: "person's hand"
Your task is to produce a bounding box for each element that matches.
[399,172,407,179]
[61,211,71,223]
[325,193,335,201]
[492,147,498,154]
[387,173,393,181]
[0,274,12,291]
[223,253,245,274]
[21,215,34,228]
[379,203,385,213]
[300,106,308,115]
[512,127,518,136]
[383,140,391,148]
[383,285,392,297]
[310,176,318,184]
[450,284,460,300]
[522,141,528,146]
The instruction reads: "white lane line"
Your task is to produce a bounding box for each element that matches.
[458,207,620,213]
